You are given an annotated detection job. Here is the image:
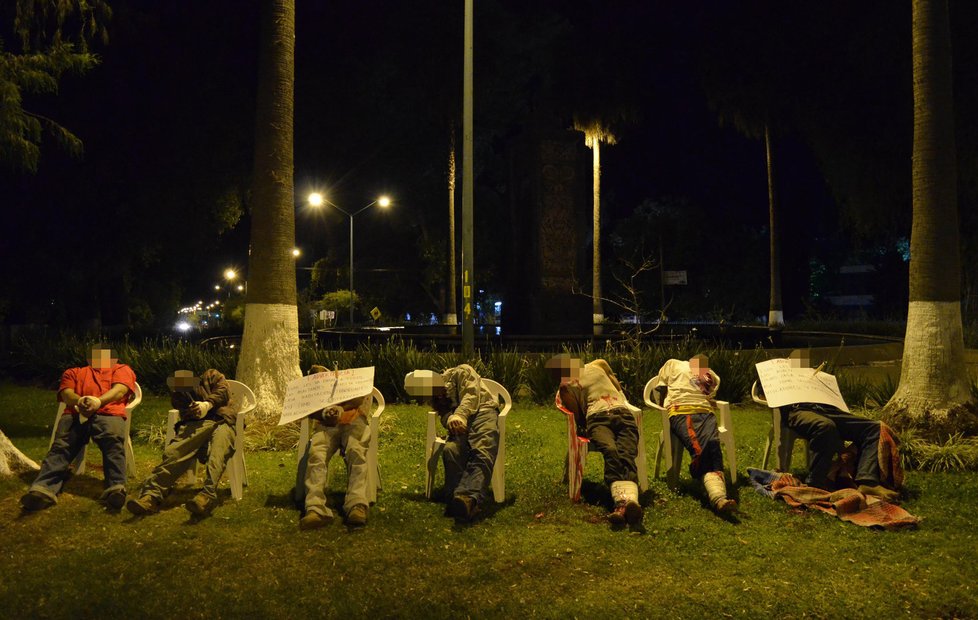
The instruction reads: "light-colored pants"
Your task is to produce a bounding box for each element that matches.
[304,416,370,516]
[139,418,236,501]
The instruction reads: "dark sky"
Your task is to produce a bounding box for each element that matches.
[4,0,976,329]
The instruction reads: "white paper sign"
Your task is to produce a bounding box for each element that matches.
[278,366,375,425]
[755,358,849,412]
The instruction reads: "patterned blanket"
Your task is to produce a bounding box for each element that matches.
[747,468,920,530]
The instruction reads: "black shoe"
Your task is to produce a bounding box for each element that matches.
[449,495,479,521]
[20,490,55,512]
[104,489,127,510]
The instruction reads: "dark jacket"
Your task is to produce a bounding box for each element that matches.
[171,369,239,426]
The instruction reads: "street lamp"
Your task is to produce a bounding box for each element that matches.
[307,192,392,326]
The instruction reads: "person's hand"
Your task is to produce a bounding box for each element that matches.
[323,405,342,427]
[77,395,101,415]
[194,401,213,416]
[447,414,467,435]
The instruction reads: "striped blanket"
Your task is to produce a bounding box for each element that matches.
[747,468,920,530]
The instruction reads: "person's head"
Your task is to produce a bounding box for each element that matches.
[788,349,811,369]
[545,353,582,385]
[309,364,328,375]
[88,346,118,369]
[689,353,709,376]
[404,370,450,412]
[166,369,197,392]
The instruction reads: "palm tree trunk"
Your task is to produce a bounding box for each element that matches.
[0,429,38,477]
[592,139,603,332]
[235,0,301,424]
[766,125,784,327]
[885,0,976,439]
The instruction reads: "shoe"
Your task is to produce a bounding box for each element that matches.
[104,489,127,510]
[624,500,644,525]
[714,498,738,514]
[126,495,160,516]
[346,504,368,526]
[299,510,334,530]
[20,490,55,512]
[449,495,479,521]
[184,493,216,517]
[607,502,628,525]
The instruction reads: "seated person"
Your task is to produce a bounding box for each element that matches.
[299,364,372,530]
[21,346,136,511]
[552,355,643,526]
[404,364,499,522]
[768,350,900,501]
[127,369,239,517]
[652,354,736,514]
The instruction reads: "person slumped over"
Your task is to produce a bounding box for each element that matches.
[299,365,372,530]
[20,346,136,512]
[652,355,736,514]
[772,351,901,502]
[127,369,239,517]
[555,356,643,525]
[404,364,500,522]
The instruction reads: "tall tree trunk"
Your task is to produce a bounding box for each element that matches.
[592,139,603,332]
[766,125,784,327]
[446,126,458,326]
[236,0,301,424]
[0,429,39,477]
[884,0,977,439]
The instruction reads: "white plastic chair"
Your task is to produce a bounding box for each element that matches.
[751,380,810,472]
[425,379,510,504]
[165,379,256,500]
[554,389,648,503]
[49,382,141,478]
[293,387,386,505]
[642,378,736,490]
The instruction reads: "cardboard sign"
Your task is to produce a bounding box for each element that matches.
[279,366,375,425]
[755,358,849,412]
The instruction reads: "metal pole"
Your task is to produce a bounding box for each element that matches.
[462,0,474,355]
[349,214,355,327]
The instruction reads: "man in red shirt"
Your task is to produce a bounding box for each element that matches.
[20,346,136,511]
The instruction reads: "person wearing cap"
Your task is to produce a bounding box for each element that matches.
[651,354,736,514]
[299,364,372,530]
[552,356,644,525]
[20,346,137,512]
[126,368,238,517]
[769,350,901,501]
[404,364,500,522]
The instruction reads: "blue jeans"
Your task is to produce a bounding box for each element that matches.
[31,414,128,500]
[669,413,723,479]
[443,408,498,506]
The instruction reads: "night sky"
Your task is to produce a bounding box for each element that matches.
[4,0,978,331]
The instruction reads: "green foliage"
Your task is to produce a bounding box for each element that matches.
[899,430,978,472]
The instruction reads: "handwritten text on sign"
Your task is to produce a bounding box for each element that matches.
[279,366,375,425]
[755,358,849,412]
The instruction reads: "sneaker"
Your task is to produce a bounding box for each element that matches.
[299,510,334,530]
[346,504,369,526]
[714,498,738,514]
[104,489,127,510]
[126,495,160,516]
[449,495,479,521]
[20,490,55,512]
[607,502,628,525]
[184,493,216,517]
[624,500,644,525]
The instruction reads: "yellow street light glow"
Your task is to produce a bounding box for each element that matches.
[237,284,244,292]
[377,195,391,208]
[214,285,220,291]
[308,192,324,207]
[224,269,237,281]
[292,248,301,257]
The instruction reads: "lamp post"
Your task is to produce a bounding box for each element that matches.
[307,192,391,326]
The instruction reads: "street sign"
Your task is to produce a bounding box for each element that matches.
[663,270,687,285]
[319,310,335,321]
[370,307,381,320]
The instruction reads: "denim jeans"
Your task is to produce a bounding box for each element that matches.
[304,416,371,516]
[669,412,723,479]
[138,418,236,501]
[586,409,639,487]
[31,414,128,500]
[443,407,498,505]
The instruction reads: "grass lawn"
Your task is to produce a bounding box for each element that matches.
[0,381,975,619]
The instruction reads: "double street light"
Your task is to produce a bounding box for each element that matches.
[307,192,392,326]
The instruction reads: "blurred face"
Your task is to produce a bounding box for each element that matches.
[689,356,709,377]
[546,354,582,385]
[430,387,452,414]
[168,370,197,392]
[789,350,811,369]
[89,348,118,369]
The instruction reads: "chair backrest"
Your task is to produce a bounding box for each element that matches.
[750,380,768,406]
[127,383,143,412]
[481,379,512,416]
[227,380,257,416]
[642,378,664,409]
[369,386,386,416]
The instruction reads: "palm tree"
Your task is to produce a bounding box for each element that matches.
[0,430,38,478]
[235,0,301,424]
[884,0,976,439]
[574,118,617,334]
[446,123,459,327]
[765,125,783,327]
